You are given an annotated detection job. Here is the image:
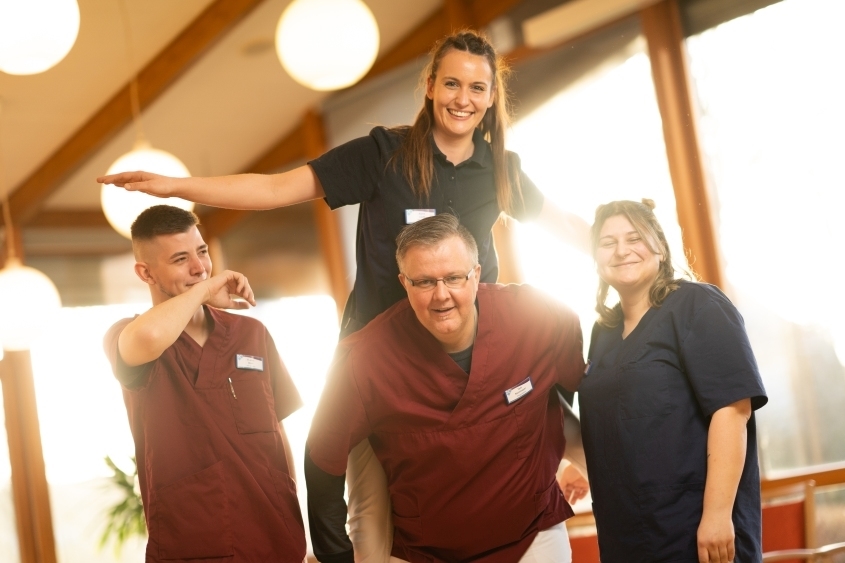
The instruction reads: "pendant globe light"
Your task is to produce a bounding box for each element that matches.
[0,199,62,351]
[100,0,193,239]
[101,141,192,239]
[275,0,379,91]
[0,0,80,75]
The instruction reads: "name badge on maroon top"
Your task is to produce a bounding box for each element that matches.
[504,377,533,405]
[235,354,264,371]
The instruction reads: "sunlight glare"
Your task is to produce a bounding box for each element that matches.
[507,39,682,348]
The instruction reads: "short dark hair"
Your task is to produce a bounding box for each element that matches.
[130,205,199,241]
[395,213,478,269]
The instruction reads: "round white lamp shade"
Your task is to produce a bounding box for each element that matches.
[0,0,80,75]
[0,258,62,351]
[275,0,379,91]
[101,143,193,239]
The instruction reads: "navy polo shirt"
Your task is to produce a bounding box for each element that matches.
[580,282,767,562]
[309,126,544,334]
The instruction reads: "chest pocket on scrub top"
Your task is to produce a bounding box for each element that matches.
[228,373,277,433]
[513,393,552,459]
[618,361,676,419]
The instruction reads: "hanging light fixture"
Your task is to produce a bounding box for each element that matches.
[0,200,62,351]
[0,258,62,351]
[275,0,379,91]
[0,0,81,75]
[101,141,192,239]
[100,0,193,240]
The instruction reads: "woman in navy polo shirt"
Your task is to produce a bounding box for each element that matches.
[99,30,590,563]
[581,199,767,563]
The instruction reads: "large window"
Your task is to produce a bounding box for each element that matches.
[507,29,685,360]
[685,0,845,473]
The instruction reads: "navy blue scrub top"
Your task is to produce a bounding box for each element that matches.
[579,282,767,563]
[308,126,544,337]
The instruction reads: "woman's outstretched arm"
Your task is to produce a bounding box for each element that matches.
[536,199,591,254]
[97,165,325,210]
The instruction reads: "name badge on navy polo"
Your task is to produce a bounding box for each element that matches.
[235,354,264,371]
[504,377,533,405]
[405,209,436,224]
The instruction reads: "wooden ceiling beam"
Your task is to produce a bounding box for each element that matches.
[199,208,253,241]
[1,0,267,229]
[470,0,526,26]
[365,0,524,81]
[365,8,448,79]
[25,210,111,229]
[242,122,306,174]
[199,118,308,240]
[18,0,530,242]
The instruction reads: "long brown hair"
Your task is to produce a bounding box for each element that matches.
[592,199,692,327]
[391,30,520,215]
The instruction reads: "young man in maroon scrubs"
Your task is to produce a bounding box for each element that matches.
[307,214,585,563]
[103,205,306,563]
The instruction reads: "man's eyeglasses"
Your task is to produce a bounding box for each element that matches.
[404,268,476,291]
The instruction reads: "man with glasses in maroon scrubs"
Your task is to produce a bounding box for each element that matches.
[307,213,585,563]
[103,205,306,563]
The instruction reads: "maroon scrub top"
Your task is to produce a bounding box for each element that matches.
[309,284,584,563]
[104,307,306,563]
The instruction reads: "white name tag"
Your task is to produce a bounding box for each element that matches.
[405,209,436,224]
[235,354,264,371]
[504,377,533,405]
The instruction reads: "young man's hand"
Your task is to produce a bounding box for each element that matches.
[199,270,256,309]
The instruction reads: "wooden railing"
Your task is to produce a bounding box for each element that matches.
[563,460,845,531]
[762,542,845,562]
[761,461,845,493]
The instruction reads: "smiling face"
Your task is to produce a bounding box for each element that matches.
[595,215,662,297]
[134,226,211,304]
[398,235,481,353]
[426,49,495,146]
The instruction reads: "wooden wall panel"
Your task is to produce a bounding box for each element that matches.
[0,351,57,563]
[303,110,350,317]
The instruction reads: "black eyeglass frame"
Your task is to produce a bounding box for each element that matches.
[403,268,477,290]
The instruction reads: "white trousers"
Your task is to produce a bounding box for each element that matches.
[387,523,571,563]
[515,524,572,563]
[347,440,572,563]
[347,439,393,563]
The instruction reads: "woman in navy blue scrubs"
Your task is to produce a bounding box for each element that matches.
[579,199,767,563]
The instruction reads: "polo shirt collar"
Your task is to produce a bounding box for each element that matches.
[431,128,491,168]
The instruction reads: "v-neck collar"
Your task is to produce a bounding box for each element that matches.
[177,306,227,388]
[605,301,660,368]
[181,306,213,349]
[399,291,491,426]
